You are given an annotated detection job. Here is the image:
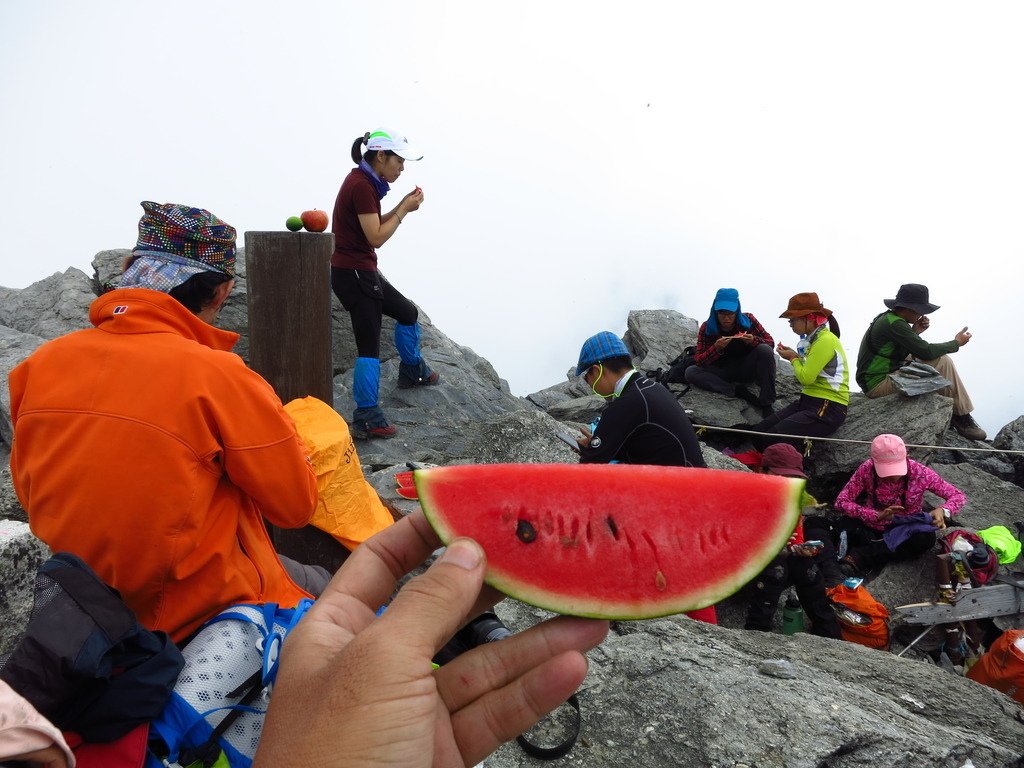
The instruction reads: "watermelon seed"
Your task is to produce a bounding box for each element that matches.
[606,516,620,540]
[516,519,537,543]
[655,570,667,591]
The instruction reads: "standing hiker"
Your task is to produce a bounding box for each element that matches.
[685,287,777,416]
[330,127,439,439]
[856,283,985,440]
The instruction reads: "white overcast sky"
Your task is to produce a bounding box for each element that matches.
[2,1,1022,435]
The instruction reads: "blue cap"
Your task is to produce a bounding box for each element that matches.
[576,331,630,376]
[712,288,740,312]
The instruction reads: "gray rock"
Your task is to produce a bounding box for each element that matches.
[0,268,94,340]
[624,308,698,373]
[0,520,49,656]
[994,415,1024,487]
[524,376,591,410]
[547,394,606,425]
[0,326,47,447]
[487,602,1024,767]
[0,448,25,523]
[923,463,1024,537]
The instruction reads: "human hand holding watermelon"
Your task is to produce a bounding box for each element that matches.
[256,511,608,768]
[416,463,804,620]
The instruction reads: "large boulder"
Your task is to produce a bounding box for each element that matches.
[485,603,1024,767]
[0,268,94,340]
[623,309,698,373]
[0,520,50,656]
[0,326,47,447]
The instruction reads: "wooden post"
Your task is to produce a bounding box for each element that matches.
[244,231,334,405]
[244,231,349,572]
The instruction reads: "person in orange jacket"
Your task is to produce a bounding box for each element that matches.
[9,201,324,643]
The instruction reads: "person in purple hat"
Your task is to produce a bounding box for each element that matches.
[744,443,842,639]
[856,283,984,440]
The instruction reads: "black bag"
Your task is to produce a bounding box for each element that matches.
[662,346,698,384]
[0,552,184,742]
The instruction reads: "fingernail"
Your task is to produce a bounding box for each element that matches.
[440,539,482,570]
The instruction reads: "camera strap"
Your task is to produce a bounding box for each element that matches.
[515,693,581,760]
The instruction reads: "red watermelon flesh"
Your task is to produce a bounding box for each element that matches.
[417,463,803,620]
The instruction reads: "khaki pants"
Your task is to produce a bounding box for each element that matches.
[866,354,973,416]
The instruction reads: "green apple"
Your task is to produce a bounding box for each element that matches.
[286,216,303,232]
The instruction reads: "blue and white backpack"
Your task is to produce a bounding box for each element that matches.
[147,599,314,768]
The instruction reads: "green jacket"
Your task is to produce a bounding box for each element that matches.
[792,325,849,405]
[856,311,960,391]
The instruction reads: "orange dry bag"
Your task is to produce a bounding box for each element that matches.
[966,630,1024,704]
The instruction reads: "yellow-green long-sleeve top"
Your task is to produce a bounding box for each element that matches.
[791,325,850,405]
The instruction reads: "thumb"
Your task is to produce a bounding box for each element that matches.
[377,538,487,657]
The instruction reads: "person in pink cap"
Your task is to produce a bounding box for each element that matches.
[834,433,967,576]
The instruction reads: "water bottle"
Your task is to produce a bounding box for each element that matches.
[795,334,810,358]
[781,594,805,635]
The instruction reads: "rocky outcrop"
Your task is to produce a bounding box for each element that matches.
[3,257,1024,767]
[0,520,50,656]
[489,602,1024,767]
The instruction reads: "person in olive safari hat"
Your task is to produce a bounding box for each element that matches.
[856,283,984,440]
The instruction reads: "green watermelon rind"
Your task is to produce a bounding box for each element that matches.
[417,465,804,620]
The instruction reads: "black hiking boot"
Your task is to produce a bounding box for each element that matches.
[950,413,986,441]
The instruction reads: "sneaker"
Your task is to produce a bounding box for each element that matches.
[398,360,440,389]
[950,413,986,441]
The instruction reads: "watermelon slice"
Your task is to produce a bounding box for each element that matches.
[416,463,803,620]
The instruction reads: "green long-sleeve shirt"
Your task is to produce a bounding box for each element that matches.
[856,311,960,391]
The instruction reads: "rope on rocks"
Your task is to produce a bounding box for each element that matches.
[691,424,1024,457]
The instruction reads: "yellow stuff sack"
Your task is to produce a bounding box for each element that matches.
[283,396,393,549]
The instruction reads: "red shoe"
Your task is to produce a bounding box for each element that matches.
[365,423,397,439]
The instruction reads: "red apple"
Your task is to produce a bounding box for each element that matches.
[301,209,329,232]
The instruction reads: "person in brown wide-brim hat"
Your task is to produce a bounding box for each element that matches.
[855,282,985,441]
[738,292,850,452]
[779,292,832,319]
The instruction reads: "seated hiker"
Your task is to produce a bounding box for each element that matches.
[685,288,776,416]
[9,201,328,644]
[835,433,966,577]
[749,292,849,450]
[573,332,706,468]
[856,283,984,440]
[744,443,843,639]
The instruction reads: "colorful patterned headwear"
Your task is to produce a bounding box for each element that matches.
[132,201,236,276]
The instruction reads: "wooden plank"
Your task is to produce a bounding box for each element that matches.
[244,230,346,571]
[896,583,1024,624]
